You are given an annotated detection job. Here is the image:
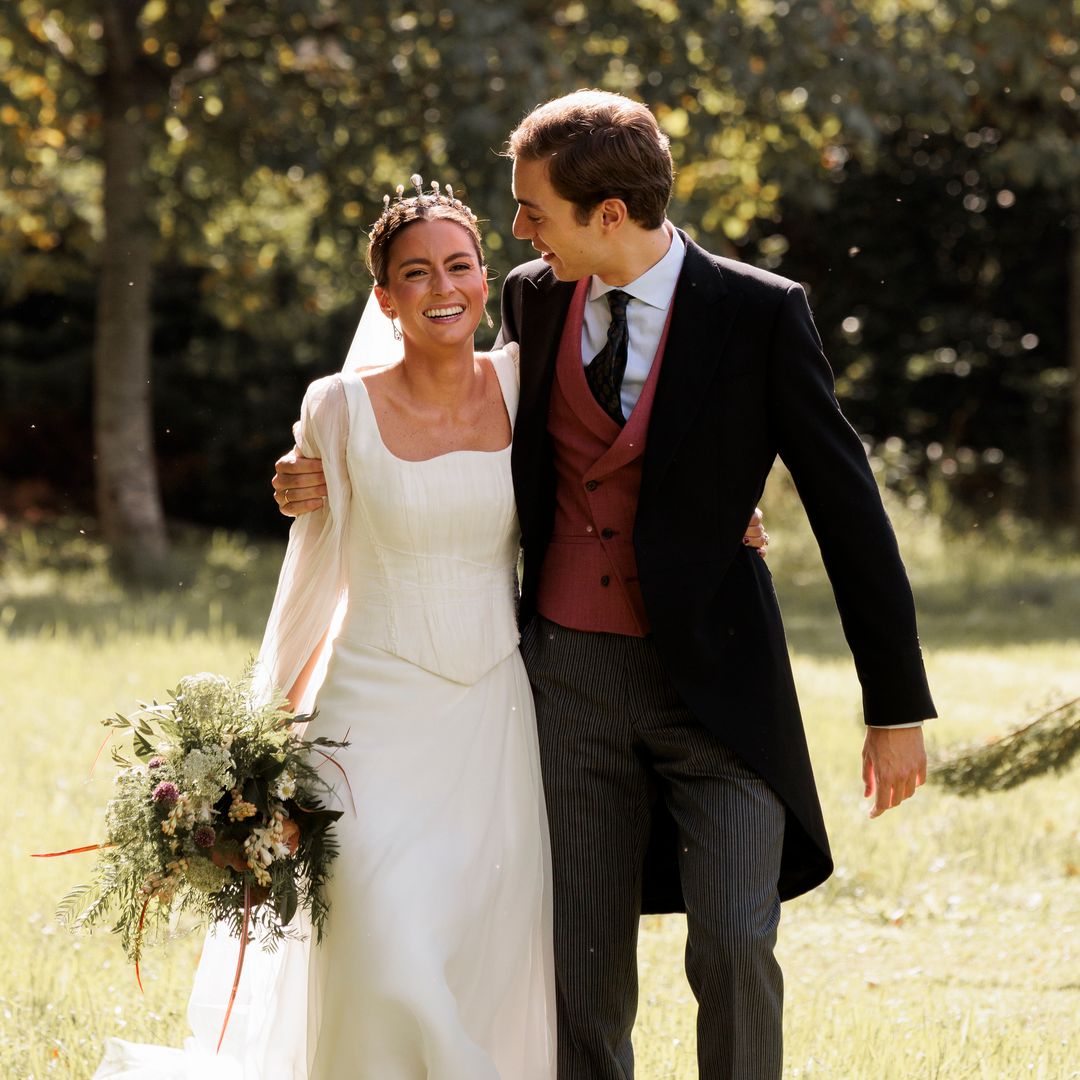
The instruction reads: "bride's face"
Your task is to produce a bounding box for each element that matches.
[375,219,488,351]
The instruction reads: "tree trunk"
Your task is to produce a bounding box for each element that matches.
[1070,223,1080,535]
[93,1,168,583]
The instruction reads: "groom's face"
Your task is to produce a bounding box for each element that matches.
[511,157,606,282]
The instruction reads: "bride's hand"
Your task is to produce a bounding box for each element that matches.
[742,507,769,558]
[273,447,328,517]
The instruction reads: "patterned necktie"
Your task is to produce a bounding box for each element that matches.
[585,289,631,426]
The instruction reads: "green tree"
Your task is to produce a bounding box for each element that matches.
[606,0,1078,527]
[913,0,1080,528]
[0,1,449,576]
[0,1,563,567]
[3,1,171,581]
[3,1,1073,538]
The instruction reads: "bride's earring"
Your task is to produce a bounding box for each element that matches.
[389,310,403,341]
[484,309,494,330]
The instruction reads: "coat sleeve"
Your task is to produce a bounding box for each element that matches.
[769,285,935,726]
[253,374,351,713]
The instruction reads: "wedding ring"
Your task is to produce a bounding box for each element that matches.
[282,489,291,505]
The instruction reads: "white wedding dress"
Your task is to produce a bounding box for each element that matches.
[94,344,556,1079]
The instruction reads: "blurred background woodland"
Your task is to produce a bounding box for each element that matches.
[0,0,1077,579]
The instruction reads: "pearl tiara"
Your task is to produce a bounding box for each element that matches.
[378,173,478,222]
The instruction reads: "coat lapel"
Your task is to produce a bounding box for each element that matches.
[510,266,575,509]
[516,268,574,422]
[641,234,742,498]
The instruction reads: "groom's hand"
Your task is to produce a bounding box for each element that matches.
[742,507,769,558]
[861,726,927,818]
[273,447,327,517]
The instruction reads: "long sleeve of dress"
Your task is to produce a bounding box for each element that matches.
[255,374,351,714]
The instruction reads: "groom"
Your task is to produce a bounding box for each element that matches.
[275,91,934,1079]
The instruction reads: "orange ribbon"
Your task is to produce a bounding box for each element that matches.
[217,882,253,1054]
[134,895,153,994]
[31,843,110,858]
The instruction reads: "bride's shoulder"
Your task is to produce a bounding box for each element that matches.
[480,345,520,412]
[303,371,345,406]
[484,341,519,371]
[300,373,356,430]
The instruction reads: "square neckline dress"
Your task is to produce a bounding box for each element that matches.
[93,345,556,1080]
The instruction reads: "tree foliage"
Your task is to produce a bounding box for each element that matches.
[0,0,1077,539]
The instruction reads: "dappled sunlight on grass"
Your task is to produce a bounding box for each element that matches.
[0,519,284,642]
[760,466,1080,658]
[2,519,1077,1077]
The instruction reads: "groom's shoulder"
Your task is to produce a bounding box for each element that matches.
[504,258,555,288]
[682,233,800,300]
[501,260,574,321]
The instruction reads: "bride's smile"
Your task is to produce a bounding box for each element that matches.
[424,304,465,320]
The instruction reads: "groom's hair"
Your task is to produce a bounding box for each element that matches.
[506,90,672,229]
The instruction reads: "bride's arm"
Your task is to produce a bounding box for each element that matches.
[255,375,351,713]
[286,626,331,712]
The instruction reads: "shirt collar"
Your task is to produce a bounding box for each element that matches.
[588,222,685,310]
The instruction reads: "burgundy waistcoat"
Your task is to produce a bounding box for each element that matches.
[536,277,672,636]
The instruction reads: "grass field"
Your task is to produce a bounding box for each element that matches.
[2,500,1078,1079]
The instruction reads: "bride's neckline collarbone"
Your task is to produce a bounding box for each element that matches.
[357,351,512,463]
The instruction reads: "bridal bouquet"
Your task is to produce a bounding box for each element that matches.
[41,671,348,1000]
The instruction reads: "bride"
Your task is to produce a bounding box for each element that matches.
[95,179,556,1078]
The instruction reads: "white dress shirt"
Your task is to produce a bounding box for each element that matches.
[581,223,684,419]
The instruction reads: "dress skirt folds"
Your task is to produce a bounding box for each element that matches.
[93,346,556,1079]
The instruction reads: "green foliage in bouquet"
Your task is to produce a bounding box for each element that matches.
[54,670,347,967]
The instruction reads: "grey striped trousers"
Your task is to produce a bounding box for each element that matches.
[521,616,785,1080]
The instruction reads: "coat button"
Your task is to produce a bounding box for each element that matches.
[601,527,615,539]
[585,480,599,491]
[600,575,610,586]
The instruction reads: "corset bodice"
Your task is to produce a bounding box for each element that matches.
[335,351,521,684]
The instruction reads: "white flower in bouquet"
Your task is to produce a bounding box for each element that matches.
[179,744,235,804]
[184,856,230,894]
[174,672,234,727]
[271,771,297,801]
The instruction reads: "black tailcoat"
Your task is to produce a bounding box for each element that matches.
[498,233,936,905]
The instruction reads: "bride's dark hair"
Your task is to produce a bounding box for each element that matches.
[367,197,485,286]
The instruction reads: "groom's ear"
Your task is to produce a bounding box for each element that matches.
[598,197,629,233]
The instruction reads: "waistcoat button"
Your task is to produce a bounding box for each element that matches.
[584,479,599,491]
[600,575,610,586]
[601,527,615,539]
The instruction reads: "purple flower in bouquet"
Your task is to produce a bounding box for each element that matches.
[151,781,180,805]
[147,757,166,770]
[193,826,216,849]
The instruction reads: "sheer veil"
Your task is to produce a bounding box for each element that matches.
[341,288,403,374]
